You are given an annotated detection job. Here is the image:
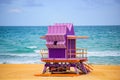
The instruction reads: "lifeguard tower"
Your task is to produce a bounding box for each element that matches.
[40,23,91,74]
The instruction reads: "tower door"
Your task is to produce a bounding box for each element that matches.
[67,39,76,58]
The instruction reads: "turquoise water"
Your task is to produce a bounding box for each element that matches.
[0,26,120,64]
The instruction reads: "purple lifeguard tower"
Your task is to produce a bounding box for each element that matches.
[40,23,90,74]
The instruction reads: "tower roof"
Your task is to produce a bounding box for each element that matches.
[46,23,74,35]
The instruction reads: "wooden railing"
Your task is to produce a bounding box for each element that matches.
[76,48,87,58]
[67,48,87,58]
[40,48,87,59]
[40,49,48,58]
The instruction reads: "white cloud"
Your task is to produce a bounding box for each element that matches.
[25,0,43,7]
[9,8,23,13]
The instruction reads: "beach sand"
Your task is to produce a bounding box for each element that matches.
[0,64,120,80]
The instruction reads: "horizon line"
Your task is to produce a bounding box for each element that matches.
[0,24,120,27]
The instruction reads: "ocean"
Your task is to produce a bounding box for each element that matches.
[0,26,120,65]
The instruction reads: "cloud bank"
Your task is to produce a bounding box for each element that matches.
[9,8,23,13]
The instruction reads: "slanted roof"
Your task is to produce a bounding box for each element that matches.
[47,25,66,35]
[55,23,74,35]
[46,23,74,35]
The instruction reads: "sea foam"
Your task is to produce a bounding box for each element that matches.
[26,46,37,49]
[88,51,120,57]
[34,50,40,54]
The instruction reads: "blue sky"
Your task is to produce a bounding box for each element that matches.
[0,0,120,26]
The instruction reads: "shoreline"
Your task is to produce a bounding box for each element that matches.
[0,64,120,80]
[1,62,120,65]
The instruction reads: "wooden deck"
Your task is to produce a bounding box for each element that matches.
[41,58,87,62]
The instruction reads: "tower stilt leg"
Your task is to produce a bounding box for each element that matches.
[42,66,47,74]
[74,67,79,74]
[79,62,88,74]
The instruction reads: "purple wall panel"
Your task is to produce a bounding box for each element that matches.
[49,49,65,58]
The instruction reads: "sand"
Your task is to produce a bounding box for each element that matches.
[0,64,120,80]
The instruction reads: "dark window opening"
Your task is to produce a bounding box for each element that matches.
[54,41,57,45]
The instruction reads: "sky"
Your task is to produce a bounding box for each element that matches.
[0,0,120,26]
